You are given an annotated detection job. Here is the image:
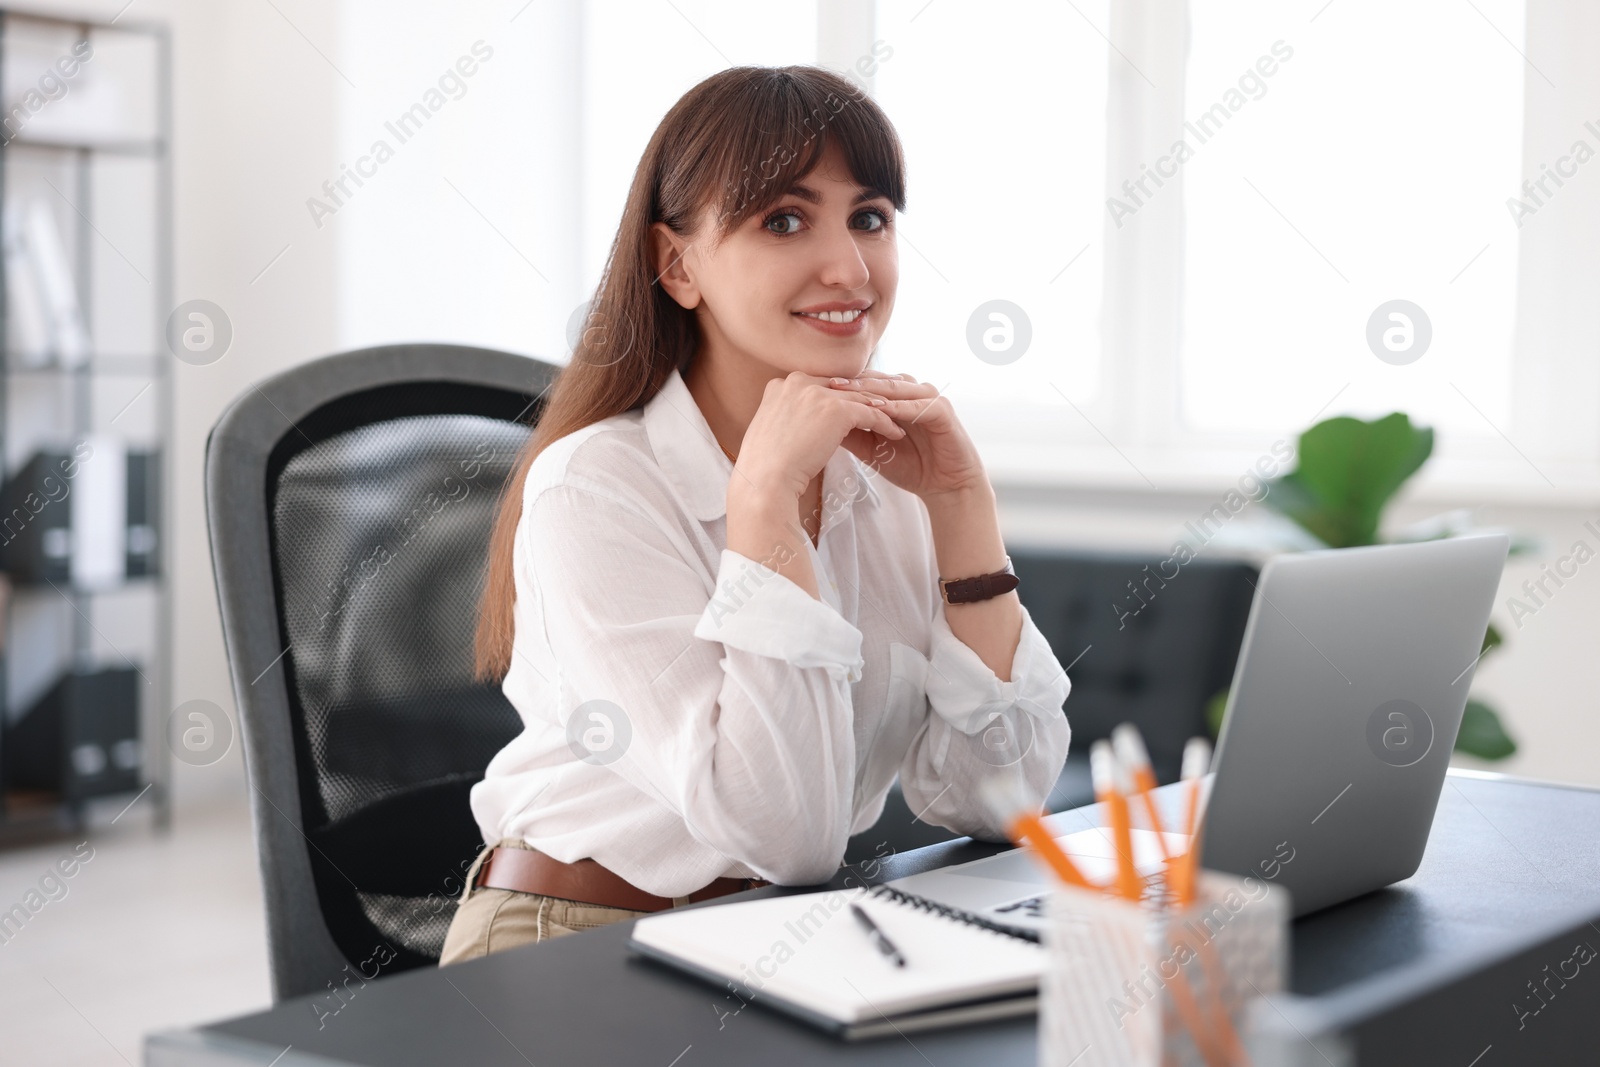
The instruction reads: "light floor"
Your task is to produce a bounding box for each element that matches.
[0,787,270,1066]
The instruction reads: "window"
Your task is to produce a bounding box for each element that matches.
[337,0,1595,495]
[579,1,821,289]
[1179,0,1525,440]
[872,0,1109,424]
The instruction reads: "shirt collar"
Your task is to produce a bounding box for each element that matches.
[642,367,884,524]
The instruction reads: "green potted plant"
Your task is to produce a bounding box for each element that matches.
[1205,412,1531,760]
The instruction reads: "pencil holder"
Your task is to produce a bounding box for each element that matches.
[1038,870,1289,1067]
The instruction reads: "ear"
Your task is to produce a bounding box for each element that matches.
[650,221,700,310]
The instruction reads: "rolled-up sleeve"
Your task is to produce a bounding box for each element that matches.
[898,582,1072,842]
[527,485,863,885]
[694,549,864,679]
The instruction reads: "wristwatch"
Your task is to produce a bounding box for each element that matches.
[938,556,1019,605]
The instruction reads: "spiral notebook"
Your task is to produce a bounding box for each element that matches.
[625,883,1043,1040]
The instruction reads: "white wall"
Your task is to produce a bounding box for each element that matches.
[20,0,344,807]
[333,0,585,358]
[167,0,342,808]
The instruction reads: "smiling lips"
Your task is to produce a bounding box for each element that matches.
[794,304,869,336]
[798,308,863,323]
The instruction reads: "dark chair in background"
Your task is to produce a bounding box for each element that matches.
[844,548,1258,864]
[206,344,551,1001]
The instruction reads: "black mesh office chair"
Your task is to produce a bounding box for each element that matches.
[205,344,553,1001]
[844,548,1258,864]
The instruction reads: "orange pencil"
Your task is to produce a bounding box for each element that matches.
[1172,737,1212,907]
[1191,928,1249,1065]
[977,772,1100,891]
[1167,929,1233,1067]
[1091,740,1143,902]
[1112,723,1175,870]
[1169,738,1243,1061]
[1007,810,1098,890]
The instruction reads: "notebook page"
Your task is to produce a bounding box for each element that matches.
[630,885,1044,1023]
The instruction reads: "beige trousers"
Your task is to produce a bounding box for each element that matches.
[438,838,657,966]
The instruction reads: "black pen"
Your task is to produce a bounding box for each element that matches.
[849,902,906,967]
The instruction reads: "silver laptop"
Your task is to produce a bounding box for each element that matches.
[887,533,1511,925]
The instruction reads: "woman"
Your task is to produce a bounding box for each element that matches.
[440,65,1071,966]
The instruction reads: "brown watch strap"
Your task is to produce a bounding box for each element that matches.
[939,557,1019,605]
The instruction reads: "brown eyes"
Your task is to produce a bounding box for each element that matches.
[762,207,891,237]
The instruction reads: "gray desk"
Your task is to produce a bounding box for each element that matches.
[147,772,1600,1066]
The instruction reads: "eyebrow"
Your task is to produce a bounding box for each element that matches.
[784,183,891,207]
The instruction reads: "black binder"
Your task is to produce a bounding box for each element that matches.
[0,448,161,585]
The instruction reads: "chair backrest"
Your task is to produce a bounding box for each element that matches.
[205,344,556,1002]
[1009,547,1258,782]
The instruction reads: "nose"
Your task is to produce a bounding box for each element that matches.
[814,218,871,290]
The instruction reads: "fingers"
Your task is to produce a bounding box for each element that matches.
[876,395,941,423]
[847,400,907,439]
[778,374,901,435]
[847,369,916,381]
[832,377,941,427]
[823,373,945,430]
[873,408,908,438]
[785,371,914,431]
[830,373,937,399]
[832,389,888,408]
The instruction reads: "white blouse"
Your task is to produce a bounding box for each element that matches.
[469,367,1073,897]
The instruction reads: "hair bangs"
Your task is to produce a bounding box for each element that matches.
[700,68,907,239]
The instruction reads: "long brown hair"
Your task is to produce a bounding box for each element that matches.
[474,65,908,680]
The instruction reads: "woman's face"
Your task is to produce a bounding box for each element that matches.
[659,141,898,380]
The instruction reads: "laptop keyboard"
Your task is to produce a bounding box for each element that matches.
[989,869,1169,922]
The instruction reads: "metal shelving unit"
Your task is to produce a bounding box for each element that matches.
[0,7,172,845]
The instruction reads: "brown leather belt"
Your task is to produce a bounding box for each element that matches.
[473,846,768,912]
